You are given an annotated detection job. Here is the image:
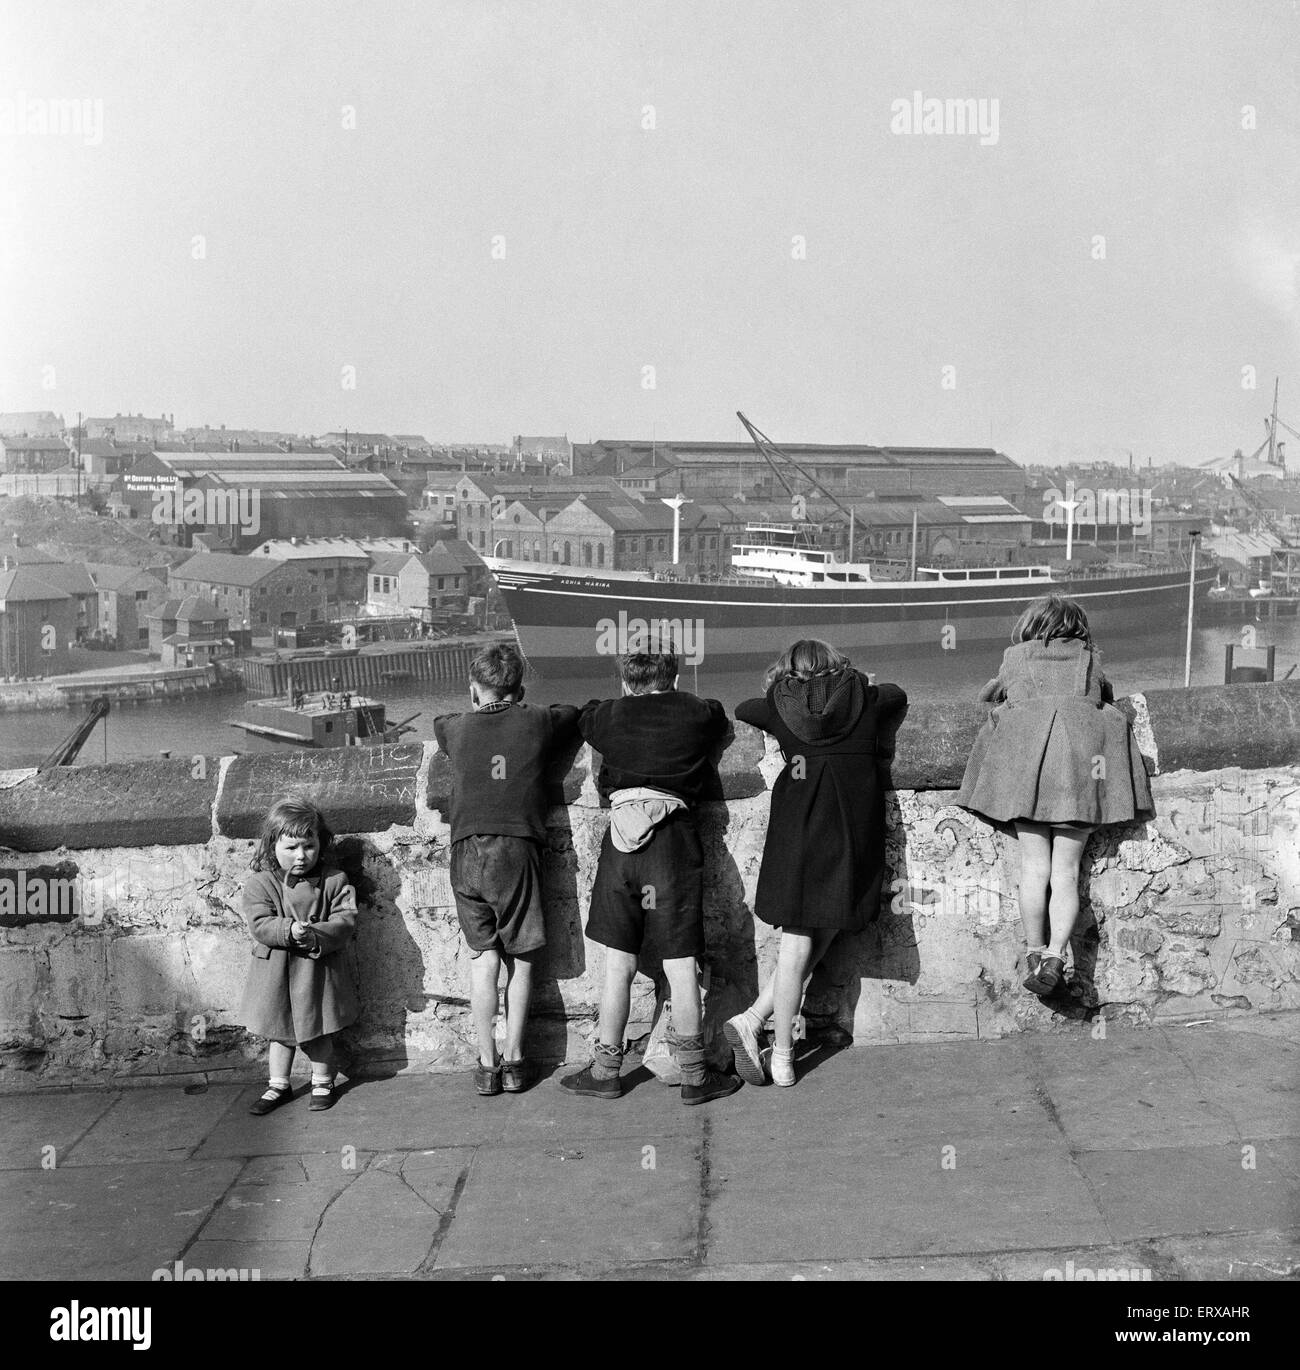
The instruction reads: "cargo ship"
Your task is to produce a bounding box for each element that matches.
[486,523,1217,670]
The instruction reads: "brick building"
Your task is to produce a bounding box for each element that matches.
[169,553,326,635]
[0,562,75,675]
[85,563,170,648]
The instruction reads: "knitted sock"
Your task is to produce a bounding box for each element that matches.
[590,1041,623,1081]
[310,1072,334,1092]
[671,1031,708,1087]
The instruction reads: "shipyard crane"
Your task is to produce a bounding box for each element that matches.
[37,696,110,770]
[735,412,857,520]
[1233,377,1299,470]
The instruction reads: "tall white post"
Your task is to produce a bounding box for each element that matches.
[661,494,692,564]
[1057,498,1081,563]
[1183,532,1200,687]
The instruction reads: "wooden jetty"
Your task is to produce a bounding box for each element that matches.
[237,636,513,696]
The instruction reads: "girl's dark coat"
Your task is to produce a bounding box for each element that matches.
[237,865,359,1043]
[736,670,907,931]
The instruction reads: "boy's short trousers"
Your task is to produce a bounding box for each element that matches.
[586,809,705,960]
[450,835,546,956]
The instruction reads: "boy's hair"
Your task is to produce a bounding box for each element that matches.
[1012,595,1093,647]
[620,651,678,694]
[763,637,851,691]
[469,642,524,697]
[252,794,335,872]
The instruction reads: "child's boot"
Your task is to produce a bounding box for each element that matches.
[560,1041,623,1099]
[673,1030,742,1105]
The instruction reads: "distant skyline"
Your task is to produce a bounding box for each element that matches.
[2,0,1298,466]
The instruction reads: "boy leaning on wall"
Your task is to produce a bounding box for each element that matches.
[561,648,741,1105]
[433,643,579,1095]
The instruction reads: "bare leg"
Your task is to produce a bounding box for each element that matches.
[267,1040,294,1083]
[1046,824,1091,957]
[598,948,639,1048]
[772,928,837,1050]
[502,952,534,1061]
[469,948,502,1067]
[1013,820,1052,949]
[662,956,702,1037]
[746,927,837,1026]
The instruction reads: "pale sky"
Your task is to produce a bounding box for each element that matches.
[1,0,1298,464]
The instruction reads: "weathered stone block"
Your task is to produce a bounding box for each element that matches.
[0,946,39,1035]
[216,744,422,838]
[107,935,196,1016]
[0,760,216,850]
[45,937,106,1020]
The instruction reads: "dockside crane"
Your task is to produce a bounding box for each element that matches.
[37,696,110,770]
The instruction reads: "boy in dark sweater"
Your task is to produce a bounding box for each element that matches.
[561,650,741,1105]
[433,643,579,1096]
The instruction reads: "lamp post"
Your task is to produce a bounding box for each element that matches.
[1183,530,1201,688]
[661,494,692,564]
[1056,497,1081,563]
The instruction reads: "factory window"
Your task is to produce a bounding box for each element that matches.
[597,543,605,567]
[563,541,572,565]
[583,543,592,566]
[437,577,445,590]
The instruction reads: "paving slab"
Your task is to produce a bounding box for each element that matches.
[61,1085,244,1165]
[370,1147,475,1209]
[199,1176,355,1242]
[1152,1228,1300,1280]
[499,1067,707,1145]
[705,1134,1110,1264]
[1077,1141,1300,1241]
[710,1042,1057,1148]
[1161,1030,1300,1140]
[310,1151,472,1275]
[1220,1014,1300,1047]
[241,1151,373,1183]
[193,1076,509,1159]
[0,1159,243,1279]
[435,1135,699,1269]
[0,1089,119,1169]
[1026,1031,1243,1150]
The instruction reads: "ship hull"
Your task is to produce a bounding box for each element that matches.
[488,562,1219,670]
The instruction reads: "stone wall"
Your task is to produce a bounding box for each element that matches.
[1,681,1298,1081]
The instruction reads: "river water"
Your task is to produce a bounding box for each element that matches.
[2,615,1297,769]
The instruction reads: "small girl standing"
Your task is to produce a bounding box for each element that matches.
[955,595,1154,996]
[238,795,360,1114]
[725,639,907,1086]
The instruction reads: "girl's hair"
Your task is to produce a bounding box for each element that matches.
[763,638,851,692]
[1011,595,1093,647]
[251,794,335,872]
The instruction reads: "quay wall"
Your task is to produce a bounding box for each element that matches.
[0,681,1297,1082]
